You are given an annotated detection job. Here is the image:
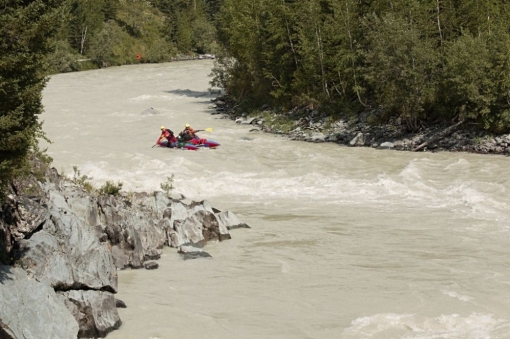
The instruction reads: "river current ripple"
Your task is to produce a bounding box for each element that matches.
[41,61,510,339]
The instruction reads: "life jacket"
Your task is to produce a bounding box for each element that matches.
[179,130,193,141]
[162,129,176,141]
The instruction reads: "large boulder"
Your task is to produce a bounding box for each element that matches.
[7,179,120,337]
[11,186,118,293]
[170,209,231,247]
[215,210,250,230]
[58,290,121,338]
[96,193,167,269]
[0,266,79,339]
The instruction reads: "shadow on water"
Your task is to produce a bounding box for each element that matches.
[164,89,212,98]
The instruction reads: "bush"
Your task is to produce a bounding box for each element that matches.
[71,166,94,192]
[89,20,129,67]
[160,175,174,196]
[47,40,80,74]
[144,38,177,63]
[98,180,123,195]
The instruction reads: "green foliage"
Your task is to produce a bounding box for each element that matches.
[160,174,174,196]
[145,38,177,63]
[48,40,80,73]
[361,14,439,131]
[191,16,218,54]
[213,0,510,132]
[68,0,105,54]
[0,0,65,193]
[31,146,53,182]
[89,20,127,67]
[254,110,294,133]
[98,180,123,195]
[43,0,217,72]
[71,166,94,192]
[442,30,510,132]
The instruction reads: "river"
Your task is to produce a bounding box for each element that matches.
[41,60,510,339]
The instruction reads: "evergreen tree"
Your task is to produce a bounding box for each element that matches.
[362,13,439,130]
[68,0,105,54]
[0,0,65,193]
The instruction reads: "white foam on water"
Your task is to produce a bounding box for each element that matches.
[129,94,179,102]
[277,259,291,273]
[441,290,473,302]
[68,148,510,223]
[343,313,507,339]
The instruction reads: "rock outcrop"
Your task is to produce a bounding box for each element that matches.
[0,158,249,338]
[0,266,79,339]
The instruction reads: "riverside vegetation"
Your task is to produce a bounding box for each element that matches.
[210,0,510,136]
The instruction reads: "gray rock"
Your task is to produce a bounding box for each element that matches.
[15,212,117,292]
[1,157,250,337]
[171,209,231,247]
[59,290,121,338]
[349,132,365,146]
[171,213,206,247]
[115,298,127,308]
[168,192,185,201]
[310,133,326,143]
[20,201,118,292]
[8,195,48,243]
[178,246,212,260]
[97,194,165,268]
[215,210,250,230]
[0,266,79,339]
[240,117,257,125]
[140,107,160,115]
[143,261,159,270]
[378,142,395,149]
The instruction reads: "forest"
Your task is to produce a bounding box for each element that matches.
[213,0,510,134]
[2,0,510,192]
[47,0,221,71]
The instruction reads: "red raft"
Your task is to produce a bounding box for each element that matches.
[155,136,220,150]
[155,140,199,150]
[191,137,220,148]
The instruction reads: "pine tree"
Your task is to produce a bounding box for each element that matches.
[0,0,65,193]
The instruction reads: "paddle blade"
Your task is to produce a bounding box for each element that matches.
[204,127,213,132]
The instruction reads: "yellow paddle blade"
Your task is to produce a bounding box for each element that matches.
[204,127,213,132]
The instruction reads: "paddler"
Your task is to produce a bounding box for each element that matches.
[157,126,177,147]
[179,124,206,145]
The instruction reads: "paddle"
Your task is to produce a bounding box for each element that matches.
[152,136,166,148]
[197,127,213,133]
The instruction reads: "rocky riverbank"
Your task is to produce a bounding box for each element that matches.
[0,158,248,338]
[211,95,510,156]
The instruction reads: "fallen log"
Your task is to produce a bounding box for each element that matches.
[412,120,465,152]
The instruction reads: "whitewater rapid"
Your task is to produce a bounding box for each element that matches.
[41,60,510,339]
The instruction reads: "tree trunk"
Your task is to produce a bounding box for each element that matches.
[80,26,87,55]
[412,120,464,152]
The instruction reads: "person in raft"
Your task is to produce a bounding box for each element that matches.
[179,123,206,145]
[158,126,178,147]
